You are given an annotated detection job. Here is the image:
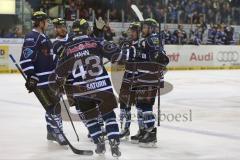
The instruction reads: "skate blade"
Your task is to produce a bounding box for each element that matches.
[139,142,157,148]
[131,140,139,144]
[95,150,106,155]
[96,152,106,156]
[112,152,121,158]
[120,136,129,141]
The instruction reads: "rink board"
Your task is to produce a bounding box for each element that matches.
[0,39,240,72]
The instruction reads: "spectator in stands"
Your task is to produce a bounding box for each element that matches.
[162,25,172,44]
[142,4,152,19]
[152,2,165,23]
[207,24,217,45]
[221,2,231,24]
[4,28,15,38]
[215,24,227,45]
[4,26,23,38]
[14,26,23,38]
[167,2,179,23]
[97,7,104,18]
[109,8,121,22]
[76,0,90,19]
[189,24,203,45]
[65,0,77,20]
[172,24,187,44]
[225,25,235,45]
[206,8,215,24]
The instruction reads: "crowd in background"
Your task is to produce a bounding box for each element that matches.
[161,23,235,45]
[0,25,23,38]
[0,0,239,45]
[133,0,240,25]
[63,0,238,45]
[0,21,236,45]
[64,0,240,25]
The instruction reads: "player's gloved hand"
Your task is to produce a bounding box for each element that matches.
[111,46,136,64]
[96,17,106,30]
[25,75,38,93]
[119,38,131,48]
[153,50,169,66]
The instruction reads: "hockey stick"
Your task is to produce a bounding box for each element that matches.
[9,54,93,156]
[157,22,161,127]
[60,95,79,141]
[131,4,144,21]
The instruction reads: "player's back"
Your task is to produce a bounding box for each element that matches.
[57,35,112,97]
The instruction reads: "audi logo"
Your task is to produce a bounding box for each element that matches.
[217,51,239,62]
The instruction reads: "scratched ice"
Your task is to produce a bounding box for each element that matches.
[0,70,239,160]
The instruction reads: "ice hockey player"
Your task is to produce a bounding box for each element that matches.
[118,22,143,139]
[54,19,121,157]
[52,18,97,139]
[52,18,70,58]
[51,18,77,107]
[130,18,169,147]
[19,11,67,145]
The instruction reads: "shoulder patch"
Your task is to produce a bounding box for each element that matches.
[23,48,33,59]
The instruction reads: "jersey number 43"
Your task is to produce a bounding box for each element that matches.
[72,56,103,79]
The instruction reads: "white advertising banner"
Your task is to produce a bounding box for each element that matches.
[0,41,240,72]
[165,45,240,69]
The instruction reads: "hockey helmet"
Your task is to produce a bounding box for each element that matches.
[72,19,90,34]
[52,18,66,26]
[129,22,141,31]
[31,11,48,22]
[142,18,158,28]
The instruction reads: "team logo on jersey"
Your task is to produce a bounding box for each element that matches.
[66,42,97,55]
[23,48,33,58]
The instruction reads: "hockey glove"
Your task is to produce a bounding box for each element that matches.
[112,46,136,63]
[153,51,170,67]
[25,75,38,93]
[96,17,106,30]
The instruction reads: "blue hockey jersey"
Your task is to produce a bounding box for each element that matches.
[53,34,70,58]
[55,35,120,97]
[138,33,166,62]
[20,29,55,88]
[134,33,167,88]
[52,34,74,83]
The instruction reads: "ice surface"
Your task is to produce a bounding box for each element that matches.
[0,70,240,160]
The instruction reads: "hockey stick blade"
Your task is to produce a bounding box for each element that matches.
[9,54,93,156]
[48,113,93,155]
[131,4,144,21]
